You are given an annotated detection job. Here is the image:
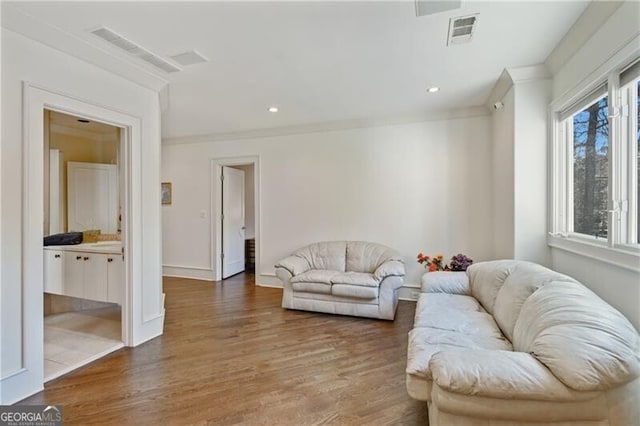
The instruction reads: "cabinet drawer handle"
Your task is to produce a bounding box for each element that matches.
[54,254,61,259]
[76,256,82,260]
[83,256,89,261]
[107,258,113,262]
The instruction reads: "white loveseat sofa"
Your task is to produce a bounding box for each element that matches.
[275,241,405,320]
[406,260,640,426]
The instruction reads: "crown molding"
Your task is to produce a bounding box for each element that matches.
[486,64,551,108]
[162,105,490,146]
[2,4,168,93]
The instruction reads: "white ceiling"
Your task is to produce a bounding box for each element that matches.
[5,1,589,140]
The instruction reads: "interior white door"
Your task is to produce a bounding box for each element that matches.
[222,166,245,278]
[67,161,118,233]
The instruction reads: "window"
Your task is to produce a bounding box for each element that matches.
[572,95,609,239]
[619,65,640,247]
[551,58,640,267]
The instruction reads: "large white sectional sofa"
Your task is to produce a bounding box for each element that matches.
[275,241,405,320]
[406,260,640,426]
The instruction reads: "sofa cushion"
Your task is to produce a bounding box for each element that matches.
[492,261,575,341]
[413,307,505,339]
[294,241,346,272]
[346,241,402,273]
[331,284,378,299]
[291,269,338,294]
[468,260,519,314]
[421,271,470,295]
[414,293,482,322]
[406,327,513,380]
[291,281,331,294]
[514,281,640,392]
[331,271,379,287]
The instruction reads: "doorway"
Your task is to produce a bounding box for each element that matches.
[42,109,126,381]
[13,82,151,400]
[212,157,259,281]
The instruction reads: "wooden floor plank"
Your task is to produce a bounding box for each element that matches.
[21,273,428,425]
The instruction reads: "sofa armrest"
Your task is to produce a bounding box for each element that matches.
[374,260,405,281]
[429,349,593,401]
[421,271,469,295]
[275,255,310,276]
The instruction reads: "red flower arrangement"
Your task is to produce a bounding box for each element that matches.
[417,252,473,272]
[416,253,445,272]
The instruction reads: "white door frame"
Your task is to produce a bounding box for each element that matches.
[211,156,260,282]
[20,82,137,392]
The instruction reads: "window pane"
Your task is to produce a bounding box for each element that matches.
[573,96,609,238]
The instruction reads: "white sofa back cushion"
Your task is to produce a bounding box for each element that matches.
[492,262,576,342]
[467,260,518,314]
[346,241,402,273]
[514,280,640,391]
[294,241,347,272]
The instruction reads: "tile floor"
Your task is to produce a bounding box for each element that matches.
[44,305,123,382]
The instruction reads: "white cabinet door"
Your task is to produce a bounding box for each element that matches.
[67,161,118,233]
[64,252,85,298]
[84,254,108,302]
[107,255,124,305]
[57,249,120,303]
[44,250,63,295]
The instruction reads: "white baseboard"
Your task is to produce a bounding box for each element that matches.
[398,285,421,301]
[256,273,282,288]
[162,265,214,281]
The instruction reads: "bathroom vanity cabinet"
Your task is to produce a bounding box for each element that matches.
[44,243,123,305]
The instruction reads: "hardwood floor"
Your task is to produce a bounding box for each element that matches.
[22,274,427,425]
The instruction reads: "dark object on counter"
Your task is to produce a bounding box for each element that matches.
[44,232,83,246]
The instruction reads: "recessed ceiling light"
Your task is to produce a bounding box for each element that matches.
[427,87,440,93]
[268,107,279,113]
[77,119,91,123]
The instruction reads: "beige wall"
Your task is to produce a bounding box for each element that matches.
[49,130,119,164]
[48,128,119,232]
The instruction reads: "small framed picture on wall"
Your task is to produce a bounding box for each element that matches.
[161,182,172,205]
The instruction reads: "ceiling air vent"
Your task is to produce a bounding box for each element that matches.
[447,14,479,45]
[170,50,208,67]
[90,26,181,74]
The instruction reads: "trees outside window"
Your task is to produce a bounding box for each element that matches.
[572,97,609,239]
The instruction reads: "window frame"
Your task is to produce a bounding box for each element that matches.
[620,78,639,247]
[549,56,640,272]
